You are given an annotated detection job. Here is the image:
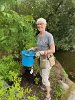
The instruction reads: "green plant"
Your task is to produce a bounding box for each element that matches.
[27,96,37,100]
[33,58,40,74]
[50,68,63,100]
[0,55,21,81]
[0,72,32,100]
[0,55,38,100]
[61,68,68,78]
[34,77,39,85]
[53,83,63,100]
[0,10,36,54]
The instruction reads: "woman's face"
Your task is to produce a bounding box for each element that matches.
[37,22,46,32]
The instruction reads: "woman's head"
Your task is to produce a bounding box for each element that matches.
[36,18,47,32]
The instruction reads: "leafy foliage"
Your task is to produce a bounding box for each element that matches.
[0,10,36,53]
[9,0,75,51]
[0,72,33,100]
[50,67,63,100]
[0,55,21,80]
[27,96,37,100]
[0,56,37,100]
[0,0,75,51]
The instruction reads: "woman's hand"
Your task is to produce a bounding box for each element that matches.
[39,50,48,56]
[28,47,34,50]
[36,50,47,58]
[35,50,48,58]
[28,47,37,51]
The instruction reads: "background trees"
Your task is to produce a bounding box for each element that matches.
[0,0,75,50]
[13,0,75,50]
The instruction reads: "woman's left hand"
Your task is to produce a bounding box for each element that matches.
[39,50,48,56]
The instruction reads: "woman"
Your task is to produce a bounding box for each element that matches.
[33,18,55,100]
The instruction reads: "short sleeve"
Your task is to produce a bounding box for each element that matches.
[48,34,54,46]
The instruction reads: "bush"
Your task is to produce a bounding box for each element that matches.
[0,72,33,100]
[0,55,21,81]
[0,10,36,53]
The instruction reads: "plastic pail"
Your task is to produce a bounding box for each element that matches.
[22,50,35,67]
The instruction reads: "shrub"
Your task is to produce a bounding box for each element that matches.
[0,10,36,53]
[0,72,33,100]
[0,55,21,81]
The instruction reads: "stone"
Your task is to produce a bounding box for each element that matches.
[61,84,75,100]
[68,90,75,100]
[59,80,69,90]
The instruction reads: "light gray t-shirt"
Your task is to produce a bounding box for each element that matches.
[37,31,54,51]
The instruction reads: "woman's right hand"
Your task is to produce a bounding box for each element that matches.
[35,50,48,57]
[28,47,34,51]
[28,47,37,51]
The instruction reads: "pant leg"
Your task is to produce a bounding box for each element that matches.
[41,68,50,86]
[41,60,52,86]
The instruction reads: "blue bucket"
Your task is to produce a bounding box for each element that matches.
[22,50,35,67]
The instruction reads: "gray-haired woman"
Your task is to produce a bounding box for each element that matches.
[32,18,55,100]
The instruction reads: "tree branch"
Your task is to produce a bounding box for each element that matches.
[46,0,63,22]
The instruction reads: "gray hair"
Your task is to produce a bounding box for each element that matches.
[36,18,47,25]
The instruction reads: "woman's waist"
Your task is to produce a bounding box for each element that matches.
[37,46,49,51]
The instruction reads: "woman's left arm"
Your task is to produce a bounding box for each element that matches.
[47,43,55,54]
[37,44,55,56]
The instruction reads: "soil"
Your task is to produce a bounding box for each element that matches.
[20,67,47,100]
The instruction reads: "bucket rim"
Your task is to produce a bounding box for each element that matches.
[22,50,35,56]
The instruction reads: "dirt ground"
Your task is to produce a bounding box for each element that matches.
[20,67,52,100]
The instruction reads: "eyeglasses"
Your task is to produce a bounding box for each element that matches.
[36,23,45,25]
